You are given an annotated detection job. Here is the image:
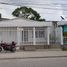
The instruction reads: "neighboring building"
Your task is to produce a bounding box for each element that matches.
[58,21,67,45]
[0,14,9,21]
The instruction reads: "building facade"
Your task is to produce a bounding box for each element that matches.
[58,21,67,45]
[0,18,64,50]
[0,18,52,45]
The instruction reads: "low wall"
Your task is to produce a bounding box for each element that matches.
[19,44,61,51]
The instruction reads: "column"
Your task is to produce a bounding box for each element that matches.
[33,27,36,45]
[47,27,50,45]
[17,27,21,45]
[22,30,24,44]
[60,27,63,45]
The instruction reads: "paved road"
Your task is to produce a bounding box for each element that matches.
[0,57,67,67]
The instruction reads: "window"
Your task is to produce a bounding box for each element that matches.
[24,31,28,41]
[39,31,44,37]
[35,30,44,38]
[22,31,28,42]
[35,31,38,38]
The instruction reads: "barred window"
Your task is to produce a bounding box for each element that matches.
[35,30,44,38]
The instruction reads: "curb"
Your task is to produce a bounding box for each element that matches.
[0,56,67,60]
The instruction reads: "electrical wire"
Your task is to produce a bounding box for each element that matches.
[0,1,67,11]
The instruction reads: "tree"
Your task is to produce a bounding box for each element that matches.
[12,8,20,17]
[12,7,45,21]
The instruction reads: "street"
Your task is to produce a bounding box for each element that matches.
[0,57,67,67]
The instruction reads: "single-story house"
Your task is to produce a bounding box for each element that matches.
[0,18,63,50]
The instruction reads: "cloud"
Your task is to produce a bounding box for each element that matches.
[0,4,17,19]
[0,0,67,21]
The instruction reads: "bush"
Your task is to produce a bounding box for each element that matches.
[62,45,67,51]
[63,32,67,37]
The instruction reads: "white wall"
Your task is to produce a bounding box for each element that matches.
[0,27,17,43]
[55,27,63,44]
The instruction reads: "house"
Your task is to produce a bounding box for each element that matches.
[0,18,64,50]
[0,18,53,49]
[58,21,67,45]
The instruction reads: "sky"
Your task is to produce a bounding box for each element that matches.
[0,4,17,19]
[0,0,67,21]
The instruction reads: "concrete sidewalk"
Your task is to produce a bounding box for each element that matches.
[0,49,67,59]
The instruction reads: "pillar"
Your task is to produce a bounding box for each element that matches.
[60,27,63,45]
[33,27,36,45]
[17,27,21,45]
[47,27,50,45]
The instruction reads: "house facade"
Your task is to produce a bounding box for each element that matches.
[0,18,63,49]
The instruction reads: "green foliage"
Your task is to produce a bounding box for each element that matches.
[29,8,40,20]
[62,45,67,51]
[30,17,35,20]
[12,7,45,21]
[38,19,45,21]
[63,32,67,37]
[12,8,20,17]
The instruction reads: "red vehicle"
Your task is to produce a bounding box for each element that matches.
[0,41,16,52]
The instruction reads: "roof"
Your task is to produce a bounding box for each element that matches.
[2,18,9,20]
[0,18,52,27]
[58,21,67,26]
